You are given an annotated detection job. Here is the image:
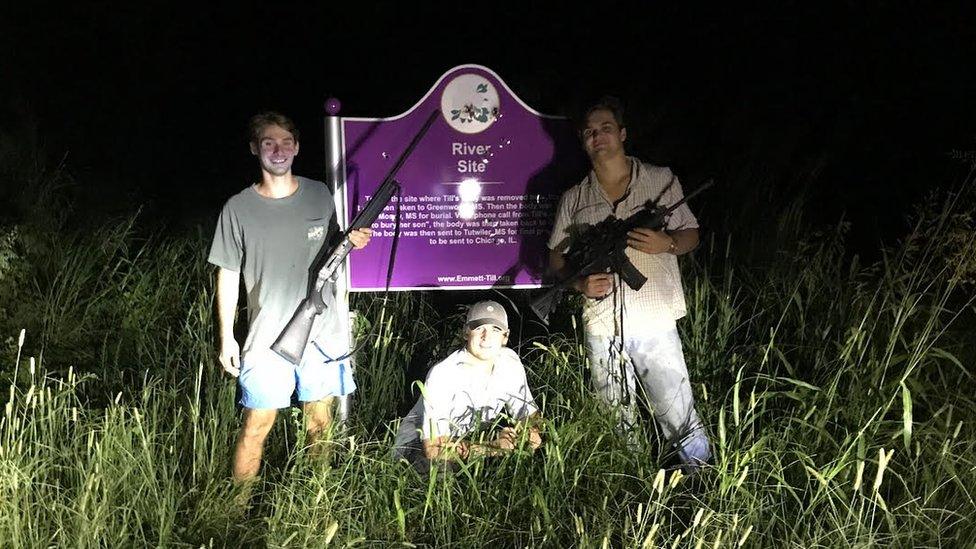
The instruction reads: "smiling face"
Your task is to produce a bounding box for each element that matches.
[581,108,627,161]
[465,324,509,364]
[250,123,299,177]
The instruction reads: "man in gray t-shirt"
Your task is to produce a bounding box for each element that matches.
[208,111,372,484]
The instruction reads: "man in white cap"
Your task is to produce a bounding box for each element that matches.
[393,300,542,469]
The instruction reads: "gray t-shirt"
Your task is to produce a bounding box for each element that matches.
[208,177,347,361]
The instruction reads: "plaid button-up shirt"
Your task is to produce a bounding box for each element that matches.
[547,158,698,337]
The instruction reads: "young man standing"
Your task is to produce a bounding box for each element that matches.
[209,111,373,483]
[547,97,711,470]
[393,301,542,470]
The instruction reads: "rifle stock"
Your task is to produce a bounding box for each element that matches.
[273,296,326,364]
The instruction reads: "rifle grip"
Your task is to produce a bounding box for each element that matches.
[616,257,648,291]
[271,299,320,365]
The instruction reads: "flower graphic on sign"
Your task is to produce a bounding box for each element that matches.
[441,74,500,134]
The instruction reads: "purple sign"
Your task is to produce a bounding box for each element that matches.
[343,65,585,290]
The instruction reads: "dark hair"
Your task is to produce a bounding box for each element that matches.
[579,95,626,133]
[247,111,300,144]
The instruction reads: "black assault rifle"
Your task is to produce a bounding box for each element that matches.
[271,110,440,365]
[530,179,713,322]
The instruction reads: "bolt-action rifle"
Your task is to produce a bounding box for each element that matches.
[530,179,713,322]
[271,110,440,365]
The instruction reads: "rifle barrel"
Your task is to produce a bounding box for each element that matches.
[271,110,441,364]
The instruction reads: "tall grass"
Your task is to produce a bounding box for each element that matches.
[0,180,973,546]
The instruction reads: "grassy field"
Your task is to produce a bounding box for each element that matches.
[0,167,974,546]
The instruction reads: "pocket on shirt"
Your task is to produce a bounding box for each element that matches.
[305,218,329,264]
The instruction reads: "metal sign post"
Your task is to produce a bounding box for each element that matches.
[324,97,354,427]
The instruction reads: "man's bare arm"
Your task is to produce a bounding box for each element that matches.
[626,227,700,256]
[548,247,566,276]
[423,436,468,461]
[496,414,543,451]
[423,416,543,461]
[669,228,700,255]
[216,267,242,376]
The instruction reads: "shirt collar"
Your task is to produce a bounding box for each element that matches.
[585,157,641,206]
[585,156,640,188]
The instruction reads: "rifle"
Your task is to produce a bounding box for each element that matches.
[530,179,713,322]
[272,110,440,365]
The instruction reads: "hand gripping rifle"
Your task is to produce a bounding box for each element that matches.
[530,179,713,322]
[271,110,440,365]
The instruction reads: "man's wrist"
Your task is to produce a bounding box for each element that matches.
[667,236,677,255]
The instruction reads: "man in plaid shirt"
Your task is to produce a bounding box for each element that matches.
[547,97,711,471]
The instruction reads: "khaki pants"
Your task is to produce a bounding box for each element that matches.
[585,326,711,466]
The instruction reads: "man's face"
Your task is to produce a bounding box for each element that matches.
[465,324,509,363]
[250,124,299,176]
[581,109,626,160]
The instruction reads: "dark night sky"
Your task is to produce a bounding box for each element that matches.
[3,1,976,244]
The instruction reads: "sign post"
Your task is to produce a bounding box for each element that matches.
[324,97,353,425]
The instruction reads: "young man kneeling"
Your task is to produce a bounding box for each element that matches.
[393,301,542,470]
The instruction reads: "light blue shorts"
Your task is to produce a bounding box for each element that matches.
[238,341,356,409]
